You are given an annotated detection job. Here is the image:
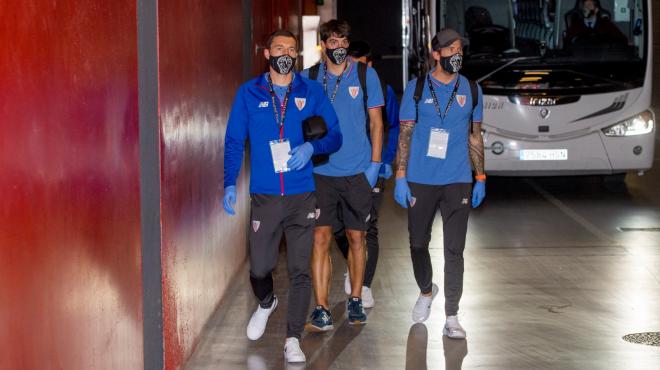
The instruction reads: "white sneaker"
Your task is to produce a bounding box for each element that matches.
[443,315,467,339]
[344,270,351,295]
[246,296,278,340]
[283,337,306,363]
[362,286,375,308]
[412,283,439,323]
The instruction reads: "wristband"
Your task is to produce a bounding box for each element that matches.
[475,174,487,182]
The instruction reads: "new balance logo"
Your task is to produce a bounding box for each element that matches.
[307,212,316,219]
[461,198,469,205]
[424,98,433,104]
[258,101,269,108]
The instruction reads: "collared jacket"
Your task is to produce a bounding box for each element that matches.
[224,73,342,195]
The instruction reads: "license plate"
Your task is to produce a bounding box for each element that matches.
[519,149,568,161]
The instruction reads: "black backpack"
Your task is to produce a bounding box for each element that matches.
[308,62,388,135]
[413,74,479,133]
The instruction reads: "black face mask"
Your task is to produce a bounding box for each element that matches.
[269,54,295,75]
[325,47,348,65]
[439,53,463,74]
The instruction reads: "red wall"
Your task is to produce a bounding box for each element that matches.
[0,1,143,370]
[157,1,248,369]
[157,1,302,369]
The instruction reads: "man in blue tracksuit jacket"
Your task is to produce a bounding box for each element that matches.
[222,30,341,363]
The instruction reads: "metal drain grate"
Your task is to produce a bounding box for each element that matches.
[618,227,660,232]
[622,332,660,346]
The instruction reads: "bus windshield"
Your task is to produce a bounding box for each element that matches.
[445,0,648,95]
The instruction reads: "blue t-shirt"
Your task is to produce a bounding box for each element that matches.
[399,73,483,185]
[302,61,385,177]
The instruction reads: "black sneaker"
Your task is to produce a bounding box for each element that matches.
[347,297,367,325]
[305,305,334,332]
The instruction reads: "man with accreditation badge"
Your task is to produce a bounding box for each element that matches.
[222,30,341,363]
[394,28,486,339]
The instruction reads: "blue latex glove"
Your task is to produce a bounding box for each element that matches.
[472,181,486,208]
[364,162,382,188]
[394,177,414,208]
[287,142,314,171]
[223,185,237,215]
[379,163,393,179]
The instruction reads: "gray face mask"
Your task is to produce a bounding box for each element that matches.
[440,53,463,73]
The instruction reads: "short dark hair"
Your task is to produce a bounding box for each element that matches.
[266,30,298,49]
[347,40,372,62]
[319,19,351,42]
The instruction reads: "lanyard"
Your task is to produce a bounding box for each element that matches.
[427,74,460,122]
[266,74,293,135]
[322,62,346,103]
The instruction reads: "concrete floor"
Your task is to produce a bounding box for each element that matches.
[184,156,660,369]
[184,34,660,370]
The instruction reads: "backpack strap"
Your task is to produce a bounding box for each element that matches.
[378,74,388,125]
[309,63,320,81]
[357,62,369,117]
[413,74,426,123]
[468,79,478,134]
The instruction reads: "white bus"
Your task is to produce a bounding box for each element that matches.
[404,0,655,178]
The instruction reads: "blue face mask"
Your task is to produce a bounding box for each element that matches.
[440,53,463,73]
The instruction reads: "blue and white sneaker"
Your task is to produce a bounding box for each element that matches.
[347,297,367,325]
[306,305,334,332]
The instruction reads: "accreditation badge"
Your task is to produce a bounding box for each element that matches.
[427,128,449,159]
[269,139,292,173]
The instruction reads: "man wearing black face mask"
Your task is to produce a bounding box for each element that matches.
[222,30,341,363]
[394,28,485,339]
[302,20,385,330]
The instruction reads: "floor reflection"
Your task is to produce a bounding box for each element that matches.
[443,336,468,370]
[405,323,428,370]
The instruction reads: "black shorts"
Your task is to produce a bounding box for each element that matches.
[314,173,372,231]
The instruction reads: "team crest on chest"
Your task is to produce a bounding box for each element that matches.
[348,86,360,99]
[295,97,306,111]
[456,95,467,107]
[252,220,261,232]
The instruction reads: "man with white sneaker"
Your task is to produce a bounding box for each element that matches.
[222,30,341,362]
[393,28,486,339]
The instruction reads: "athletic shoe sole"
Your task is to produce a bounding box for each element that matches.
[442,326,466,339]
[348,319,367,326]
[304,322,334,332]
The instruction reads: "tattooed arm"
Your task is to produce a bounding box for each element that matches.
[468,121,485,176]
[395,120,415,178]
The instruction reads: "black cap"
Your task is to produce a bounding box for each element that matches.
[431,28,469,51]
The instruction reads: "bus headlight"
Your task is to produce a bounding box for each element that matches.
[602,110,654,137]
